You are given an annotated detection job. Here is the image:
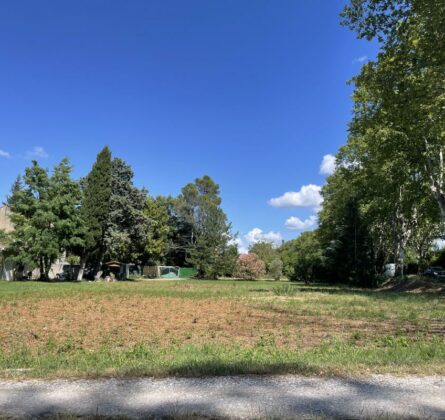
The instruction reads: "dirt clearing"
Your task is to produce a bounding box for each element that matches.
[1,294,442,352]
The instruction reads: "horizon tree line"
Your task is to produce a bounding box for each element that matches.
[3,146,238,280]
[2,0,444,287]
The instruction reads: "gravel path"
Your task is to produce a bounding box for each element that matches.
[0,375,444,419]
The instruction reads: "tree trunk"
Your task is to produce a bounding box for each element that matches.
[93,247,105,279]
[392,187,412,278]
[94,252,104,280]
[44,257,51,280]
[424,140,445,221]
[39,256,46,281]
[77,256,86,281]
[394,245,404,278]
[436,194,445,220]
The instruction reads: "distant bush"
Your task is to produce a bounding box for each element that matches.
[268,258,283,281]
[281,232,322,283]
[234,253,266,280]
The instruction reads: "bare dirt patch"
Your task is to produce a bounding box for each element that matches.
[1,294,441,352]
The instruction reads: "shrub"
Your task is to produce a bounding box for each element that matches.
[272,283,297,296]
[234,253,266,280]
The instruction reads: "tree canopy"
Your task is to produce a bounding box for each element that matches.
[4,150,238,280]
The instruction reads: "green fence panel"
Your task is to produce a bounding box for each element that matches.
[179,267,197,278]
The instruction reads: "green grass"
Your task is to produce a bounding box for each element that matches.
[2,338,444,379]
[0,278,277,300]
[0,279,444,379]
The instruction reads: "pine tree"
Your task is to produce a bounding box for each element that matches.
[177,176,235,279]
[49,158,85,262]
[8,161,57,279]
[105,157,148,262]
[166,197,194,267]
[8,159,83,280]
[79,146,112,278]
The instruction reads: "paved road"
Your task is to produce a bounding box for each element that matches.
[0,375,444,419]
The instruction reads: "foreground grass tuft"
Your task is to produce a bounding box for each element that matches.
[272,283,299,296]
[1,337,444,379]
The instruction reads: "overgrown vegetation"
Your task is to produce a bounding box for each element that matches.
[0,279,443,379]
[278,0,445,286]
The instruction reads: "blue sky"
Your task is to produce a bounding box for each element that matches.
[0,0,378,252]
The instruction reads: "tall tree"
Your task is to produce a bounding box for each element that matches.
[144,196,171,265]
[49,158,85,262]
[279,232,322,284]
[331,0,445,279]
[165,197,194,267]
[8,161,57,279]
[105,157,148,262]
[342,0,445,219]
[177,176,235,279]
[79,146,112,278]
[8,159,83,280]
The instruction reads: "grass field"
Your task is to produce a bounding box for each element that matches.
[0,279,444,379]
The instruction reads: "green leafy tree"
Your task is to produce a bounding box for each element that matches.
[248,241,278,273]
[177,176,235,279]
[331,0,445,280]
[144,196,172,264]
[0,230,9,248]
[278,239,298,280]
[0,229,11,279]
[318,165,380,285]
[49,158,85,262]
[289,232,321,283]
[165,196,194,267]
[8,160,83,280]
[221,242,239,277]
[268,257,283,281]
[8,161,57,279]
[342,0,445,220]
[105,157,148,263]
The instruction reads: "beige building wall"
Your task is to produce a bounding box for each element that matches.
[0,206,14,233]
[0,205,14,279]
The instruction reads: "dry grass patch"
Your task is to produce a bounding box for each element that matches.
[2,293,443,353]
[0,296,306,350]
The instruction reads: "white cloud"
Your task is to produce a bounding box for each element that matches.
[285,215,317,230]
[0,149,11,158]
[26,146,49,159]
[434,239,445,250]
[269,184,323,209]
[353,55,368,64]
[319,154,336,175]
[244,228,283,246]
[229,237,248,254]
[230,229,283,254]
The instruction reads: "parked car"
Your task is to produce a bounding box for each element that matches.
[423,266,445,277]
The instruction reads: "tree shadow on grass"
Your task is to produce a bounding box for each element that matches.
[289,283,443,301]
[163,360,318,378]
